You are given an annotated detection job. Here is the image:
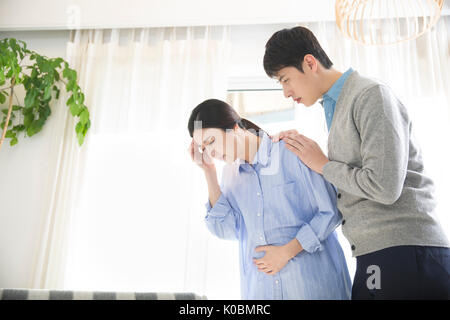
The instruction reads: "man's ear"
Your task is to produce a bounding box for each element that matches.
[303,54,317,72]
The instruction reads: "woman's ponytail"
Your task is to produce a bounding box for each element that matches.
[237,118,267,137]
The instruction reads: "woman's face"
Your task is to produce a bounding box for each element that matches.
[192,127,240,164]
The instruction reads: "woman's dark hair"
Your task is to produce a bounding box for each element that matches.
[263,26,333,78]
[188,99,265,138]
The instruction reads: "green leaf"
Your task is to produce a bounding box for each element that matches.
[77,131,84,146]
[30,118,45,135]
[69,102,81,116]
[36,55,52,73]
[75,122,82,134]
[10,137,18,146]
[63,68,77,86]
[62,67,73,80]
[66,79,76,91]
[22,107,33,115]
[76,92,84,105]
[31,68,38,79]
[8,39,17,49]
[13,124,25,131]
[0,71,5,85]
[24,113,34,127]
[18,39,27,51]
[24,89,37,108]
[39,105,51,119]
[79,108,89,125]
[53,85,60,100]
[0,91,5,104]
[5,130,14,138]
[31,76,42,89]
[22,76,30,89]
[43,85,52,100]
[52,58,64,69]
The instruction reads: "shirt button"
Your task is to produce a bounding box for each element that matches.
[259,236,263,240]
[257,213,261,217]
[275,280,279,284]
[351,245,356,251]
[257,192,261,196]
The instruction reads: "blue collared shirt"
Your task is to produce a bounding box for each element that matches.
[321,68,354,131]
[204,132,351,299]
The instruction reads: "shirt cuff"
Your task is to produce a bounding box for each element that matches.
[295,224,322,253]
[204,193,231,217]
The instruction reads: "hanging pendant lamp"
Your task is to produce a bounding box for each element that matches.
[335,0,444,45]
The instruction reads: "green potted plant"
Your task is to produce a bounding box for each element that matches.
[0,38,90,151]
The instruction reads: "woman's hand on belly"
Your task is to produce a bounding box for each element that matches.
[253,239,303,275]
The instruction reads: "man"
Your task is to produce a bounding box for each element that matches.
[264,26,450,299]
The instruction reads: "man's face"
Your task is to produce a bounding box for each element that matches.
[276,61,322,107]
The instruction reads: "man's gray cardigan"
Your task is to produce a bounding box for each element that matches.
[322,70,449,257]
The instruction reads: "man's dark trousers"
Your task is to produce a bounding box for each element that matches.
[352,245,450,299]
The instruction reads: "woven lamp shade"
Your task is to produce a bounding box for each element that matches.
[335,0,444,45]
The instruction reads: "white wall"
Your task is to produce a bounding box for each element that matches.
[0,0,337,31]
[2,0,449,31]
[0,30,70,288]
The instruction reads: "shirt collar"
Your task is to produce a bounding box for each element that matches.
[238,131,271,173]
[322,67,354,104]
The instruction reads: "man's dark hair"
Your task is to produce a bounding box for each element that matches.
[263,26,333,78]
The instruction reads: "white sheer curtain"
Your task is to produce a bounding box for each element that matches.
[31,26,240,298]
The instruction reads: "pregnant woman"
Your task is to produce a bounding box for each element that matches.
[187,99,351,299]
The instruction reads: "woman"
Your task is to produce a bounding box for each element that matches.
[188,99,351,299]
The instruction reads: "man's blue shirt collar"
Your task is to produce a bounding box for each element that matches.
[321,68,354,131]
[323,67,353,103]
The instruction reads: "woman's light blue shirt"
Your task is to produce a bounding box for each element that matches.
[204,132,352,299]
